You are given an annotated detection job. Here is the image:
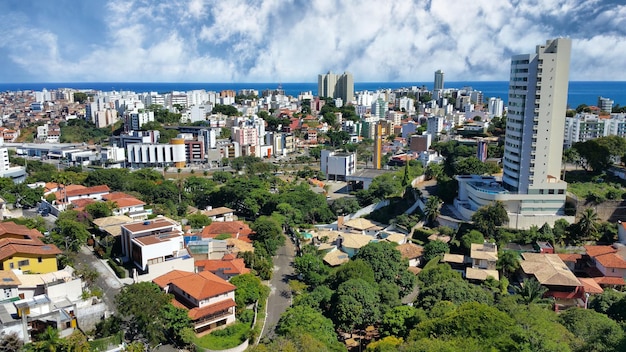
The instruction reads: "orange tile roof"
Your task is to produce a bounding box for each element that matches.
[152,270,192,288]
[579,278,604,294]
[593,276,626,286]
[0,243,62,261]
[0,222,43,238]
[103,192,135,201]
[112,197,145,208]
[71,198,96,208]
[557,253,582,262]
[195,257,250,276]
[188,298,236,320]
[584,245,617,257]
[167,271,236,301]
[201,221,253,243]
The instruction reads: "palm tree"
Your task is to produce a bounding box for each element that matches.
[35,326,61,352]
[515,277,548,305]
[424,196,443,226]
[577,208,600,243]
[497,250,520,279]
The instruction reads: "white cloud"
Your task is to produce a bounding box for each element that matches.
[1,0,625,82]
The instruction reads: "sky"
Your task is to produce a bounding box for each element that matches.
[1,0,625,83]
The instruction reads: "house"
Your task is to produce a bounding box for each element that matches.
[153,270,237,334]
[466,243,499,281]
[92,215,134,239]
[195,253,250,280]
[201,221,253,243]
[102,192,149,220]
[0,267,106,344]
[520,253,584,308]
[323,248,350,267]
[0,222,62,274]
[201,206,235,222]
[120,217,194,282]
[396,243,424,267]
[337,233,374,258]
[583,245,626,287]
[442,254,466,274]
[46,184,110,215]
[186,238,229,260]
[339,217,382,237]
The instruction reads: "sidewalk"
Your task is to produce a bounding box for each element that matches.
[79,246,133,288]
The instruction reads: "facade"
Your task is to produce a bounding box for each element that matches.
[318,71,354,103]
[320,150,356,181]
[455,38,573,229]
[126,110,155,131]
[126,138,186,168]
[563,113,608,148]
[433,69,444,98]
[153,270,236,333]
[488,97,504,118]
[0,223,62,274]
[598,96,614,113]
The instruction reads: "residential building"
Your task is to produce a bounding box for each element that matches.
[455,38,574,229]
[433,69,444,98]
[466,243,499,281]
[318,71,354,103]
[201,221,253,243]
[563,113,608,148]
[195,253,250,280]
[583,245,626,287]
[125,110,155,131]
[201,206,235,222]
[409,134,431,153]
[320,150,356,181]
[488,97,504,118]
[153,270,236,333]
[120,217,193,281]
[102,192,149,220]
[396,243,424,267]
[0,222,62,274]
[520,253,584,309]
[598,96,614,113]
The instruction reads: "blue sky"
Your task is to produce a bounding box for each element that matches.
[1,0,625,83]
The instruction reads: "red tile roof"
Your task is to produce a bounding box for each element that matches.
[585,245,616,257]
[156,270,236,301]
[195,257,250,276]
[0,243,62,261]
[201,221,253,243]
[557,253,582,262]
[188,298,236,320]
[584,245,626,269]
[593,276,626,286]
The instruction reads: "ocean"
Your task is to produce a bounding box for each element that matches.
[1,81,625,109]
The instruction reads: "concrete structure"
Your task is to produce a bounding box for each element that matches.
[409,134,431,153]
[320,150,356,181]
[598,96,614,113]
[455,38,573,229]
[318,71,354,103]
[488,97,504,118]
[433,69,444,98]
[126,138,186,168]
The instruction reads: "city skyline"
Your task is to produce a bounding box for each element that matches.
[1,0,625,83]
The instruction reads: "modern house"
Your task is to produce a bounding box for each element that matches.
[195,253,250,281]
[201,206,235,223]
[120,217,194,282]
[102,192,149,220]
[153,270,237,334]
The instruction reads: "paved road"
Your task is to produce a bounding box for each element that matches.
[261,236,296,339]
[73,245,129,314]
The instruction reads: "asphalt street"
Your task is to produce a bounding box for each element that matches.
[260,236,296,339]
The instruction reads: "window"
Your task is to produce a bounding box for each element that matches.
[38,257,43,263]
[18,259,29,267]
[4,288,11,298]
[9,263,14,269]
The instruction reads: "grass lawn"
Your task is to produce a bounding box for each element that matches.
[565,170,626,200]
[194,322,250,350]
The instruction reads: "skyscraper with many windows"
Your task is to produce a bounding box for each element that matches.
[433,69,444,98]
[318,71,354,103]
[455,38,573,229]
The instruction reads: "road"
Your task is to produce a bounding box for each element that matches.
[261,236,296,339]
[73,245,127,314]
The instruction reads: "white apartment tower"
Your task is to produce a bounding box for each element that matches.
[503,38,571,194]
[455,38,574,229]
[434,69,444,98]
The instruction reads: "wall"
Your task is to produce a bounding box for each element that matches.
[75,301,107,332]
[134,256,195,283]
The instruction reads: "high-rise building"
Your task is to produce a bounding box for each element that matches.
[455,38,573,229]
[318,71,354,103]
[433,69,444,98]
[598,96,614,113]
[502,38,571,194]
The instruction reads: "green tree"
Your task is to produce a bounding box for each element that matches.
[84,201,113,219]
[575,208,600,243]
[160,304,193,346]
[230,273,268,312]
[422,240,449,262]
[354,241,416,296]
[327,259,376,290]
[294,253,329,286]
[379,305,425,339]
[471,201,508,239]
[496,250,520,279]
[330,197,360,216]
[424,196,442,226]
[32,326,62,352]
[559,308,624,352]
[460,230,484,251]
[573,140,611,172]
[332,278,381,332]
[252,215,285,256]
[515,277,548,305]
[73,92,88,103]
[115,282,171,345]
[186,213,211,229]
[276,305,344,351]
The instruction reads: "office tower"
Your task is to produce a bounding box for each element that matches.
[433,69,444,98]
[318,71,354,103]
[503,38,571,194]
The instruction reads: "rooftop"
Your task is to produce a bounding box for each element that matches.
[520,253,581,287]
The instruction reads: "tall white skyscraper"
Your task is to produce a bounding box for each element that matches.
[455,38,573,229]
[502,38,571,194]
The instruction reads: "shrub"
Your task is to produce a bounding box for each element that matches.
[107,259,126,278]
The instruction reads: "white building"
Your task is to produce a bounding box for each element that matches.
[455,38,574,229]
[126,138,186,168]
[126,110,155,131]
[488,97,504,118]
[320,150,356,181]
[427,116,445,136]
